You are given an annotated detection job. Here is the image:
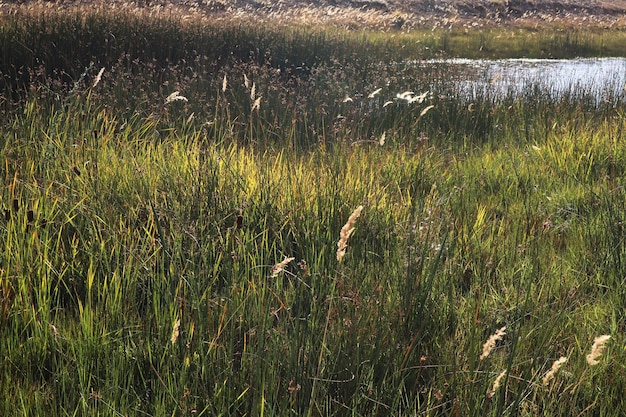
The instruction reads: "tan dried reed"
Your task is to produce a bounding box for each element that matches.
[171,319,181,345]
[165,91,188,104]
[419,105,435,117]
[368,88,382,98]
[480,326,506,360]
[250,82,256,101]
[542,356,567,386]
[586,335,611,366]
[337,205,364,262]
[271,257,295,278]
[252,96,262,112]
[92,67,105,88]
[487,370,507,398]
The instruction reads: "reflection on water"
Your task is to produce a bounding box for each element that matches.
[418,58,626,103]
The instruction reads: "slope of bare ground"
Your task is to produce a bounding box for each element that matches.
[2,0,626,29]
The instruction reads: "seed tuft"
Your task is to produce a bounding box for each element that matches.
[480,326,506,360]
[586,335,611,366]
[337,205,364,262]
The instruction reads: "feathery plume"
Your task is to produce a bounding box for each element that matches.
[396,91,415,100]
[382,100,394,107]
[487,370,507,398]
[542,356,568,386]
[250,82,256,101]
[92,67,105,88]
[368,88,382,98]
[271,257,295,278]
[419,105,435,117]
[222,74,228,92]
[171,319,181,344]
[165,91,188,104]
[343,95,353,103]
[480,326,506,360]
[251,96,262,112]
[379,132,386,146]
[244,74,250,89]
[337,205,364,261]
[411,91,430,104]
[586,335,611,365]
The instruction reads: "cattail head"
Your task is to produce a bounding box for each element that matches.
[542,356,568,386]
[337,205,364,262]
[586,335,611,366]
[480,326,506,360]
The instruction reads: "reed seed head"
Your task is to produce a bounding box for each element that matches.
[542,356,568,386]
[165,91,188,104]
[271,257,295,278]
[368,88,382,98]
[586,335,611,366]
[487,370,507,398]
[337,205,364,262]
[252,96,262,112]
[419,105,435,117]
[397,91,414,100]
[480,326,506,360]
[171,319,181,345]
[93,67,105,88]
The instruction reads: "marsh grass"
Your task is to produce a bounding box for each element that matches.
[1,4,626,416]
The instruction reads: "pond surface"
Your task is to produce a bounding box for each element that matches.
[420,57,626,103]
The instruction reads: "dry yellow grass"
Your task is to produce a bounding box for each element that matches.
[3,0,626,31]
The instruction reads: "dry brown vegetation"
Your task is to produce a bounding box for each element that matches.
[2,0,626,30]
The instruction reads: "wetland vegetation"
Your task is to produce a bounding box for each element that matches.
[1,2,626,415]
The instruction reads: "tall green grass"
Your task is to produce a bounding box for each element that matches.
[1,5,626,416]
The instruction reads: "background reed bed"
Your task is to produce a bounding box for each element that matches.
[1,3,626,416]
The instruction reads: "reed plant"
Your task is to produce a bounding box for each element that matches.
[1,4,626,416]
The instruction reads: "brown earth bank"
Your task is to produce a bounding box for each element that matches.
[2,0,626,29]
